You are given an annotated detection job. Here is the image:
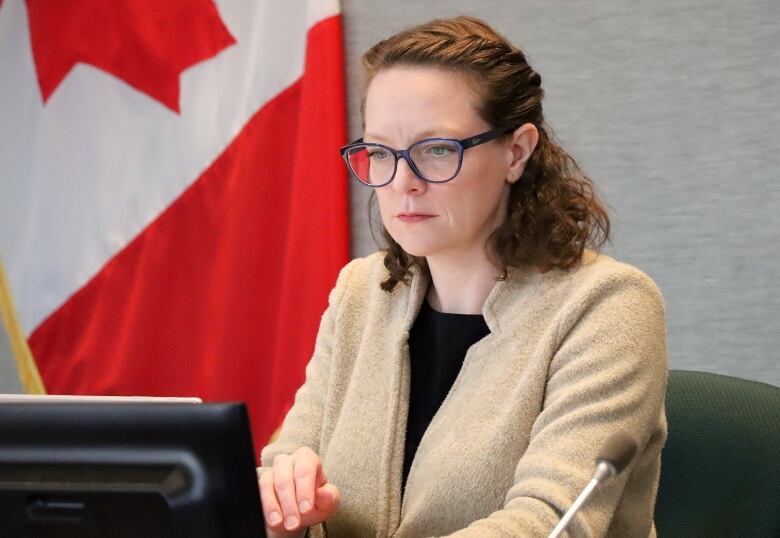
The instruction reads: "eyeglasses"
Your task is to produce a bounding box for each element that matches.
[339,127,512,187]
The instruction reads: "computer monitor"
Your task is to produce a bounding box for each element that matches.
[0,401,265,538]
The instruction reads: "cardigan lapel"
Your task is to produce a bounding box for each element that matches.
[375,267,429,537]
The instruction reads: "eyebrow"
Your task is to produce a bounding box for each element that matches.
[363,129,461,144]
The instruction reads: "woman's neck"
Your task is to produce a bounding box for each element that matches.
[425,250,502,315]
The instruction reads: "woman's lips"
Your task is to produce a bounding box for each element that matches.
[397,213,436,223]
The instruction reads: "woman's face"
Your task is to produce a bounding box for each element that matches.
[364,66,516,262]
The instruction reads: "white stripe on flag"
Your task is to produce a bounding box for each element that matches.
[0,0,336,334]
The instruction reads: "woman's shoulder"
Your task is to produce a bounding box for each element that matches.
[333,251,388,289]
[573,251,661,292]
[496,251,665,323]
[545,250,666,317]
[327,251,398,306]
[504,250,660,294]
[571,250,661,298]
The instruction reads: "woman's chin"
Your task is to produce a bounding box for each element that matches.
[391,238,436,259]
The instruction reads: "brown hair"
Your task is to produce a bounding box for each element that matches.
[361,16,610,291]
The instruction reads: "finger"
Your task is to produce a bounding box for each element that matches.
[292,447,321,515]
[258,470,284,528]
[314,483,341,514]
[315,459,328,488]
[272,454,301,531]
[295,484,340,529]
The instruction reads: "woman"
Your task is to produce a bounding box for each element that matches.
[258,16,667,538]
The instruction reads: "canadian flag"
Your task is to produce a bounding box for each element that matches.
[0,0,349,451]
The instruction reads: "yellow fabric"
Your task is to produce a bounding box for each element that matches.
[0,259,46,394]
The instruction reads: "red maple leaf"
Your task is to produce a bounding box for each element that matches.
[25,0,236,113]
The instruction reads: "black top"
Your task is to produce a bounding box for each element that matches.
[402,301,491,492]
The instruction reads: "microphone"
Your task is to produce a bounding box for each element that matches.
[547,430,638,538]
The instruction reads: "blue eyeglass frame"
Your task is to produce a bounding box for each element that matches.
[339,126,514,187]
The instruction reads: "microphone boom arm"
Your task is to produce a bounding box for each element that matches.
[547,461,617,538]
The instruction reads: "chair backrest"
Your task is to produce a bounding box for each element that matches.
[654,370,780,537]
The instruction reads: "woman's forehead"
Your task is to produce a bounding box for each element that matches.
[365,65,480,108]
[364,66,485,141]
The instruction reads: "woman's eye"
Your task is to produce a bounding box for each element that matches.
[426,145,454,157]
[368,149,390,161]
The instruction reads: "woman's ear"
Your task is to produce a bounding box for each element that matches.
[505,123,539,184]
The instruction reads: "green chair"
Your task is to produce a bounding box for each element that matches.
[654,370,780,537]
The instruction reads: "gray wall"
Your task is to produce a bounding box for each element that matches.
[343,0,780,387]
[2,1,778,392]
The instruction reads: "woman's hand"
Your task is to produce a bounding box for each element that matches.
[259,446,341,537]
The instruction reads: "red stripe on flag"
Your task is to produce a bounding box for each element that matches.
[28,15,349,451]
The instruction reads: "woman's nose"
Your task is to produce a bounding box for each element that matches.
[391,157,427,195]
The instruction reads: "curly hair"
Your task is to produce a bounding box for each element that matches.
[361,16,610,291]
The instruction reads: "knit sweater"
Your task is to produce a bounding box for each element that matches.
[260,251,668,537]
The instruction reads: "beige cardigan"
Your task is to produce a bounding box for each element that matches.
[260,251,667,537]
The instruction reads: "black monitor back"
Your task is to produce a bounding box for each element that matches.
[0,402,264,538]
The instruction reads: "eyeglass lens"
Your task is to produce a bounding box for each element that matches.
[346,139,461,185]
